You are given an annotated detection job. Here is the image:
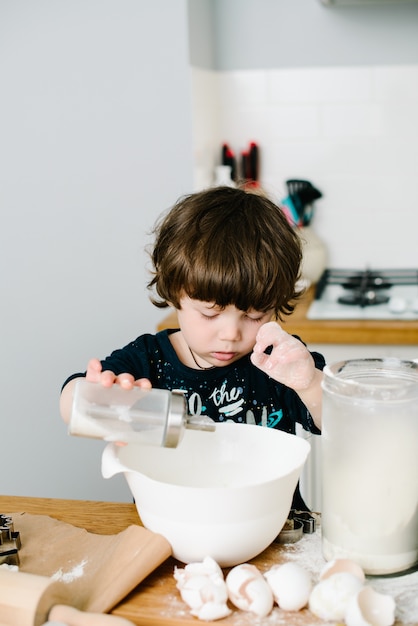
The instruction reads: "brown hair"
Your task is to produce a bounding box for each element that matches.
[147,186,303,319]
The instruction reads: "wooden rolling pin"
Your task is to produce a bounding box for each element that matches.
[0,570,135,626]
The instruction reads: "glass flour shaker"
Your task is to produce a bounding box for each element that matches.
[69,379,215,448]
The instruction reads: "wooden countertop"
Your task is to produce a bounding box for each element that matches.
[157,287,418,345]
[1,496,416,626]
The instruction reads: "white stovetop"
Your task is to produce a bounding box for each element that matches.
[307,284,418,320]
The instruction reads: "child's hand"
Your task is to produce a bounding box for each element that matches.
[86,358,152,390]
[60,360,151,425]
[250,322,317,392]
[84,358,152,445]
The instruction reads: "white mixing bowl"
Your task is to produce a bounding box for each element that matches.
[102,422,310,567]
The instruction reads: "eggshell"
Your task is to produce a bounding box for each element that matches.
[345,586,396,626]
[264,562,312,611]
[309,572,364,621]
[320,558,365,583]
[226,563,274,617]
[174,556,231,620]
[174,555,224,581]
[193,600,232,622]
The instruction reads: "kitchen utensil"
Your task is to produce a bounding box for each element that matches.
[286,179,322,226]
[286,179,322,205]
[102,422,311,567]
[241,141,259,187]
[248,141,259,183]
[0,515,20,566]
[291,510,317,534]
[48,604,136,625]
[0,570,135,626]
[321,358,418,575]
[4,510,171,619]
[274,518,304,544]
[69,380,215,448]
[221,143,237,181]
[280,195,301,227]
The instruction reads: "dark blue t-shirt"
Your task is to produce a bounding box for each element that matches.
[66,329,324,436]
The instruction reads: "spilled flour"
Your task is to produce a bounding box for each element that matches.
[51,558,88,583]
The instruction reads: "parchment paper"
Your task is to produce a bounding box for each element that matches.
[9,512,172,613]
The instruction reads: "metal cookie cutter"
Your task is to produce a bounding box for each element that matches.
[291,509,317,534]
[0,514,21,566]
[275,517,304,544]
[275,509,317,544]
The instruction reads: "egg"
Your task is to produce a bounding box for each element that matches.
[173,556,231,621]
[309,572,364,621]
[226,563,274,617]
[320,558,365,583]
[264,562,312,611]
[345,586,396,626]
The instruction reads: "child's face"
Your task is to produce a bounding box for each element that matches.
[176,296,273,368]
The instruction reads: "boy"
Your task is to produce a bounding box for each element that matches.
[60,186,324,506]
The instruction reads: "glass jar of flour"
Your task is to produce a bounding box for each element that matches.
[321,358,418,575]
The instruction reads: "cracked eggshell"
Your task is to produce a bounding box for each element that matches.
[264,562,312,611]
[226,563,274,618]
[174,555,224,582]
[309,572,364,621]
[175,573,226,611]
[192,600,232,622]
[173,556,231,620]
[320,558,365,583]
[345,586,396,626]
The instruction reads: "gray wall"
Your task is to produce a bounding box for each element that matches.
[189,0,418,69]
[1,0,194,501]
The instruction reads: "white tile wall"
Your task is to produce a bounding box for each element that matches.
[192,64,418,270]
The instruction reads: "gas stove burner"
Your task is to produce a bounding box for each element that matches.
[309,268,418,320]
[342,272,392,292]
[338,291,390,307]
[338,270,392,307]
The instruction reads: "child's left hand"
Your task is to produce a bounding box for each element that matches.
[250,321,317,392]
